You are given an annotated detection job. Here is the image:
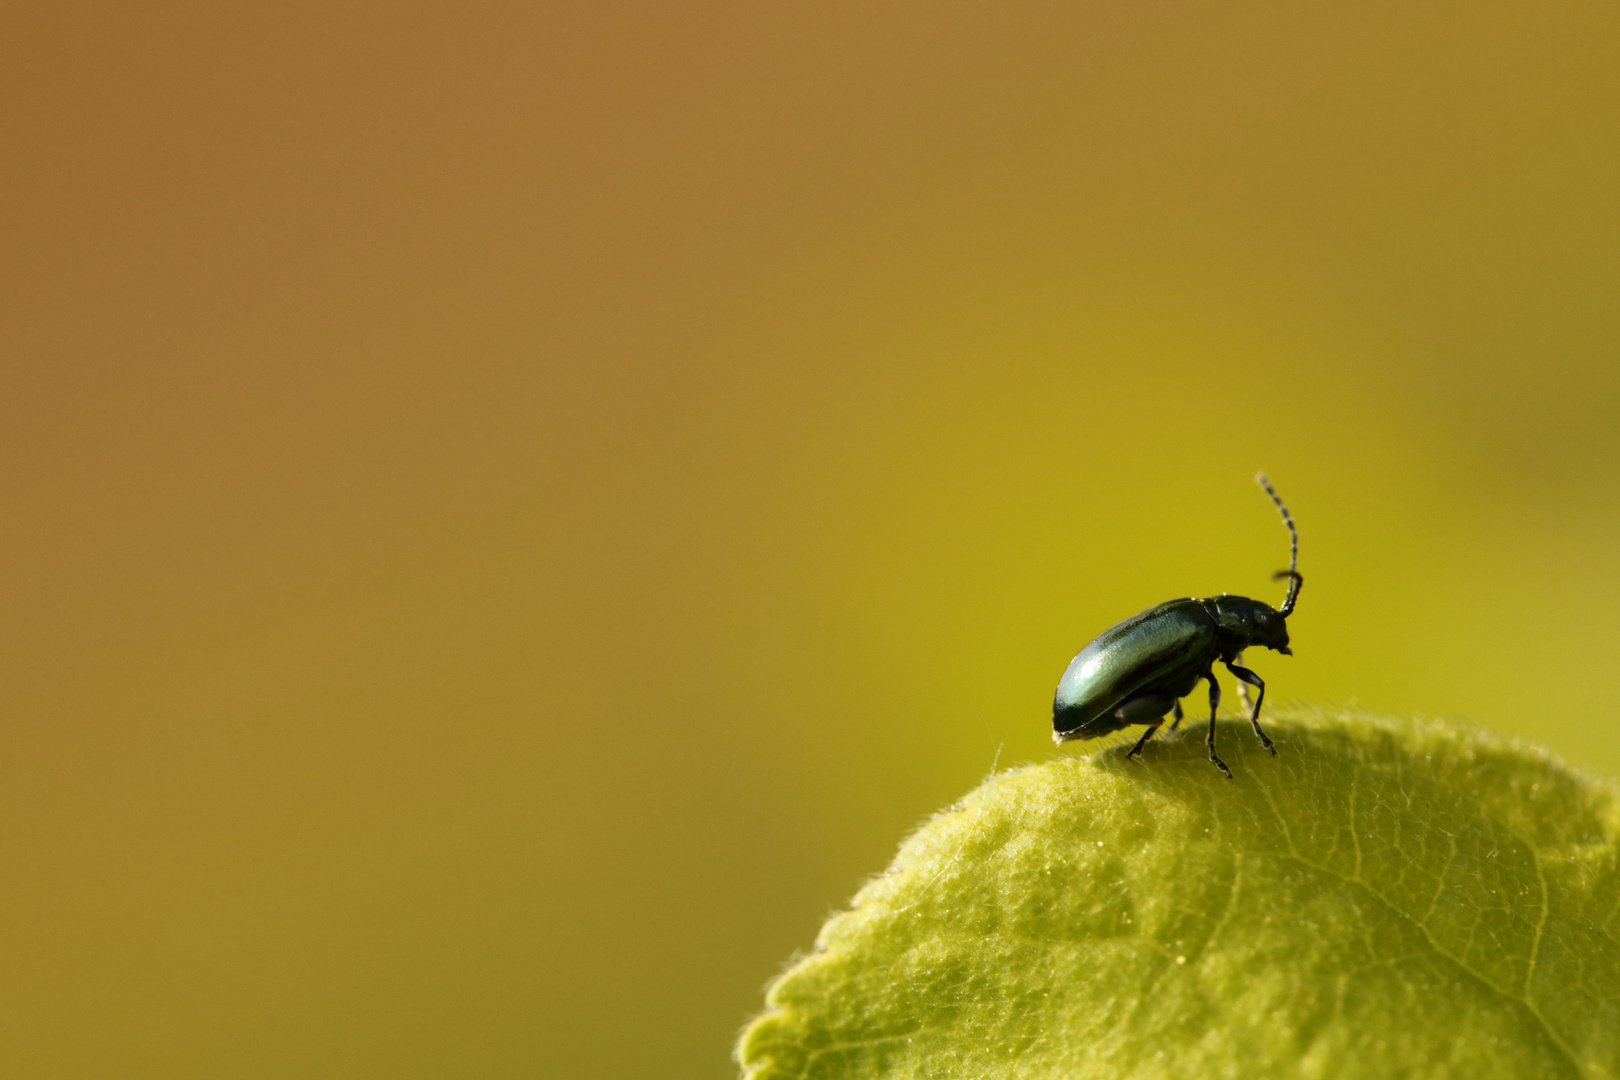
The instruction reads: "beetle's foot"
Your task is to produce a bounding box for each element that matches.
[1248,716,1278,756]
[1208,752,1234,779]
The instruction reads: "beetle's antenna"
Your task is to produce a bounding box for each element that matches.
[1256,472,1303,616]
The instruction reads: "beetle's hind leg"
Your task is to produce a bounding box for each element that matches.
[1167,698,1185,732]
[1205,670,1233,778]
[1109,693,1175,762]
[1225,661,1277,756]
[1126,722,1162,761]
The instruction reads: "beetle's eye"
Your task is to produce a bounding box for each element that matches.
[1255,610,1274,630]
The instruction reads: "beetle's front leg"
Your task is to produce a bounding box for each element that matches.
[1205,670,1232,778]
[1225,661,1277,756]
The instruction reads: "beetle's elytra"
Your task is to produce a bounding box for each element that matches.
[1052,473,1302,778]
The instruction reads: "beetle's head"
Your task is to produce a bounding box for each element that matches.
[1250,601,1292,654]
[1212,595,1292,654]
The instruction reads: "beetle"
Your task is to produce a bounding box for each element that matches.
[1051,473,1303,778]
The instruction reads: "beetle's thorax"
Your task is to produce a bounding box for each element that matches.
[1199,594,1292,657]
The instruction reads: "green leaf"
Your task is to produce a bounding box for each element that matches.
[738,711,1620,1079]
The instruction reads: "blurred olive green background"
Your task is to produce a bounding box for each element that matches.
[2,2,1619,1077]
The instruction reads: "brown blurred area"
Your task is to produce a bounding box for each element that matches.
[2,2,1618,1077]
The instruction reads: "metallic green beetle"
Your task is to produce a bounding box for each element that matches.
[1051,474,1302,777]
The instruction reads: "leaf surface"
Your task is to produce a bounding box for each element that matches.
[739,711,1620,1079]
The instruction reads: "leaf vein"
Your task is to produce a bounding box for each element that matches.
[1272,844,1586,1076]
